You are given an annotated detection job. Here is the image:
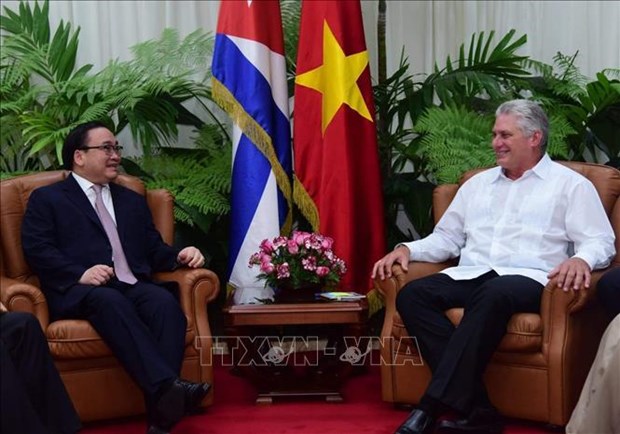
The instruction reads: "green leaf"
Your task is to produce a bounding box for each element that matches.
[415,105,496,184]
[32,0,50,45]
[0,8,24,34]
[19,2,33,33]
[57,28,80,81]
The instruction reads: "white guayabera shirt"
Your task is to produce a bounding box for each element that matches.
[402,154,616,285]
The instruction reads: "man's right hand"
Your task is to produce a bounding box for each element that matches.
[371,245,411,280]
[79,265,114,286]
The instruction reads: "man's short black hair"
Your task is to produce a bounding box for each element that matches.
[62,121,111,170]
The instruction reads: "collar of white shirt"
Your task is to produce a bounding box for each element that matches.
[71,172,110,195]
[492,153,552,183]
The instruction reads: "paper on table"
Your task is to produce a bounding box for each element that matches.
[319,292,366,301]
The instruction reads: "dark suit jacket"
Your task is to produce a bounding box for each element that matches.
[21,174,179,317]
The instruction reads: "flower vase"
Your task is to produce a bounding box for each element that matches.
[273,283,322,303]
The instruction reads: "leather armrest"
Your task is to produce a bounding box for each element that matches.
[539,270,606,356]
[541,269,604,318]
[153,268,220,338]
[0,275,49,329]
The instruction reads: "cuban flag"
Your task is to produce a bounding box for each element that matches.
[211,0,292,304]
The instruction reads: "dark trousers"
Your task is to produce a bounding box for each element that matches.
[598,267,620,319]
[0,312,81,434]
[396,271,543,414]
[64,281,187,398]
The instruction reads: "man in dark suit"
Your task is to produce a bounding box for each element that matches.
[21,121,211,434]
[1,307,81,434]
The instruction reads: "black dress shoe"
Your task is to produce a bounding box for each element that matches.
[175,378,212,414]
[395,408,435,434]
[436,406,503,434]
[151,380,185,431]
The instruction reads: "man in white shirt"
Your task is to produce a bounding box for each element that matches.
[372,100,615,434]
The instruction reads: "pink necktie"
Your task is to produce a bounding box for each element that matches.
[92,184,137,284]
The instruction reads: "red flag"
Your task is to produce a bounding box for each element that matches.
[293,0,386,293]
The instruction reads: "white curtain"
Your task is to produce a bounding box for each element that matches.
[375,1,620,80]
[3,1,617,78]
[1,1,220,72]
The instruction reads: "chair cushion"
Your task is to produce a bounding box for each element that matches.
[47,317,196,359]
[393,309,542,354]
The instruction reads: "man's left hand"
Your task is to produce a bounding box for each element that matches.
[177,247,205,269]
[547,257,591,292]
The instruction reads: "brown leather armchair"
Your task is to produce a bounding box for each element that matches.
[0,171,220,422]
[374,161,620,426]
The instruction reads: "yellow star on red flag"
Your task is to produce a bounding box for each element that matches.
[295,20,373,134]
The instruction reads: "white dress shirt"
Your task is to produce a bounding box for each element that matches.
[71,172,118,224]
[402,154,616,285]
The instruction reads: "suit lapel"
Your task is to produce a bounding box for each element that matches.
[61,175,105,231]
[109,183,130,242]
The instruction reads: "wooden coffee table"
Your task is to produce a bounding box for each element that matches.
[223,298,369,404]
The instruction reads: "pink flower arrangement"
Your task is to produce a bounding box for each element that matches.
[249,231,347,290]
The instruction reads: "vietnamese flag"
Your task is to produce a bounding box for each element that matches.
[293,0,386,293]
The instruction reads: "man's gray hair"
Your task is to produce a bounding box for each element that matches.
[496,99,549,153]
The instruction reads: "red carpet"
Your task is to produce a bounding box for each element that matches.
[82,360,551,434]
